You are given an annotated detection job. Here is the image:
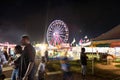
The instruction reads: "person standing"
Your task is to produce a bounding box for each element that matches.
[3,47,9,61]
[60,57,73,80]
[11,45,22,80]
[45,50,48,62]
[80,48,88,80]
[0,50,7,80]
[20,35,36,80]
[38,57,46,80]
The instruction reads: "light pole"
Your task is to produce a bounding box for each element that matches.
[91,41,94,75]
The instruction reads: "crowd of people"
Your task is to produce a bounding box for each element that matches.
[0,35,36,80]
[0,35,88,80]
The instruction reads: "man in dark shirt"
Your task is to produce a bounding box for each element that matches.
[80,47,88,80]
[20,35,36,80]
[45,50,48,62]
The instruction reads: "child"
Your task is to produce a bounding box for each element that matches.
[38,57,46,80]
[60,57,73,80]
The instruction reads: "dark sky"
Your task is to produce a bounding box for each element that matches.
[0,0,120,44]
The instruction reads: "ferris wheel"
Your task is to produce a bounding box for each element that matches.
[47,20,69,46]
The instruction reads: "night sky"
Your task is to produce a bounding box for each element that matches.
[0,0,120,44]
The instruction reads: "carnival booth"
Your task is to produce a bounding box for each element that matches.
[92,25,120,58]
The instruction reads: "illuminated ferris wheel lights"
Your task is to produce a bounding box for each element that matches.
[47,20,69,46]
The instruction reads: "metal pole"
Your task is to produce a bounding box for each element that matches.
[92,45,94,75]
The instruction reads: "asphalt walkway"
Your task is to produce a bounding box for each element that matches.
[3,66,62,80]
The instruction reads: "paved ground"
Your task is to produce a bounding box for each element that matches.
[3,66,102,80]
[96,63,120,75]
[2,62,120,80]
